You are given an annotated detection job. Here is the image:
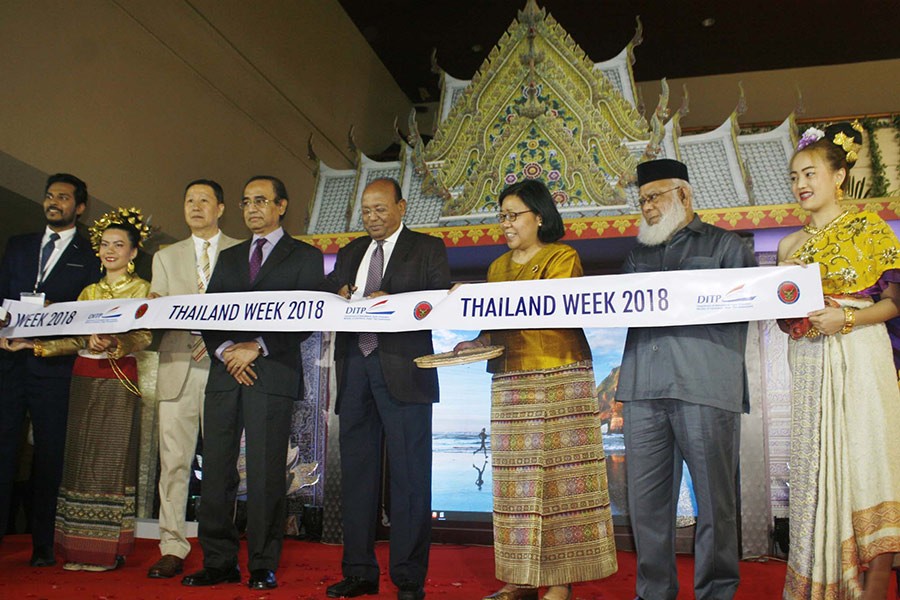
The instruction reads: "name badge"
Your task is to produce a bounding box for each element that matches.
[20,292,46,306]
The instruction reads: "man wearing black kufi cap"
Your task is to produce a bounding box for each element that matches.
[615,159,757,600]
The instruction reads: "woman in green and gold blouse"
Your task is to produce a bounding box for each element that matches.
[455,180,617,600]
[9,209,151,572]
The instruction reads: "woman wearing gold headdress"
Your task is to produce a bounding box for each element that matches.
[7,208,152,571]
[777,123,900,599]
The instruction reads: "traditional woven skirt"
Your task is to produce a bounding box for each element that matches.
[54,355,141,565]
[490,360,617,587]
[784,298,900,599]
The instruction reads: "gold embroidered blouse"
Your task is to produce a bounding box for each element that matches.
[481,243,592,373]
[39,274,152,358]
[791,210,900,296]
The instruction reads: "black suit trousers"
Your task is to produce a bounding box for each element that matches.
[338,343,432,587]
[200,380,294,572]
[0,360,70,548]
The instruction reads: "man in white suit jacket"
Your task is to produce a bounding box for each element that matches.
[147,179,240,579]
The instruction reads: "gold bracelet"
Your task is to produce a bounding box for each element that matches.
[33,339,43,357]
[840,307,856,335]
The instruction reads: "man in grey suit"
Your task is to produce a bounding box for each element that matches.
[146,179,240,579]
[615,159,756,600]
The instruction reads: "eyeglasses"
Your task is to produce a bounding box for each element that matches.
[497,210,534,223]
[637,186,682,208]
[239,197,272,210]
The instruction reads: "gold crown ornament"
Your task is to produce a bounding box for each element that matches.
[829,120,864,165]
[89,207,152,251]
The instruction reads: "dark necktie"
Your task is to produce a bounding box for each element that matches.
[39,232,60,283]
[358,240,385,356]
[249,238,266,283]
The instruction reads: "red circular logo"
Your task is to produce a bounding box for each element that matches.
[777,281,800,304]
[134,303,149,319]
[413,301,433,320]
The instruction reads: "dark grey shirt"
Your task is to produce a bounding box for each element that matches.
[615,215,758,413]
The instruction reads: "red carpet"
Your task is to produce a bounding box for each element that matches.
[0,534,791,599]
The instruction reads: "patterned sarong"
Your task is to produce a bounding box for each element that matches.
[54,355,141,565]
[491,360,617,586]
[784,298,900,599]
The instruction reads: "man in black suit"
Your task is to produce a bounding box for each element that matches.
[181,176,324,591]
[0,173,100,566]
[323,178,450,600]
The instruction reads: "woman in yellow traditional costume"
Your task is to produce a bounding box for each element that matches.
[455,180,617,600]
[8,208,152,571]
[777,122,900,599]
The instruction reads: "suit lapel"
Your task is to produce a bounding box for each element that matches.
[381,227,413,288]
[176,239,200,293]
[44,233,87,282]
[345,238,371,289]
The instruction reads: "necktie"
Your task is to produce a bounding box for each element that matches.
[249,238,266,283]
[191,240,212,362]
[358,240,384,356]
[38,232,60,284]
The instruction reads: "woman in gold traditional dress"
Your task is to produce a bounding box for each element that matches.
[777,122,900,599]
[454,180,617,600]
[8,208,152,571]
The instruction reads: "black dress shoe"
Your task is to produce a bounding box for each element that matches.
[397,582,425,600]
[326,575,379,597]
[181,566,241,586]
[30,546,56,567]
[248,569,277,589]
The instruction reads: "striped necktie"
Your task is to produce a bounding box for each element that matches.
[37,232,60,286]
[358,240,384,356]
[191,240,212,362]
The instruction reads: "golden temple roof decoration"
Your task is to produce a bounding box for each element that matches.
[422,0,648,218]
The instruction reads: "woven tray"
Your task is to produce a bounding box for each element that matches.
[414,345,505,368]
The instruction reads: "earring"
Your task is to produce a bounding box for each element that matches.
[127,260,135,274]
[836,185,844,201]
[538,221,543,228]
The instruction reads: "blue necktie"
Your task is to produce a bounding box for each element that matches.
[38,232,60,283]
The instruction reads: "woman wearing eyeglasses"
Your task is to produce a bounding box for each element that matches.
[455,180,617,600]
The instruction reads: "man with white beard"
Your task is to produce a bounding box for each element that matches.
[615,159,757,600]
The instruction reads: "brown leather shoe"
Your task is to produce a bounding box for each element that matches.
[147,554,184,579]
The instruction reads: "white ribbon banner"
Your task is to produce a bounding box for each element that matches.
[1,265,822,338]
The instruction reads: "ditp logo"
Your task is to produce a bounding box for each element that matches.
[413,301,433,320]
[85,306,123,324]
[696,283,756,310]
[777,281,800,304]
[134,303,149,319]
[344,298,395,320]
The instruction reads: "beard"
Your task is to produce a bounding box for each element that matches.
[637,200,688,246]
[45,207,76,229]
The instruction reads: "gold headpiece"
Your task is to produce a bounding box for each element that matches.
[89,207,152,250]
[829,120,863,165]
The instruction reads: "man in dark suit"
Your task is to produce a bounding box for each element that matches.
[323,178,450,600]
[0,173,100,566]
[181,176,323,591]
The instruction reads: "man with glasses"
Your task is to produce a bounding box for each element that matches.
[0,173,99,566]
[147,179,239,579]
[181,175,323,591]
[322,178,450,600]
[615,159,756,600]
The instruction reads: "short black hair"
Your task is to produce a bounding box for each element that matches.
[369,177,403,203]
[244,175,288,202]
[498,179,565,243]
[45,173,88,206]
[184,179,224,204]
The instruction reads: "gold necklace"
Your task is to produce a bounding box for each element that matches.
[803,210,849,235]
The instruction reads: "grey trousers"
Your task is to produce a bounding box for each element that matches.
[623,399,741,600]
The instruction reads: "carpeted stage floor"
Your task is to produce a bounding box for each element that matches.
[0,534,794,599]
